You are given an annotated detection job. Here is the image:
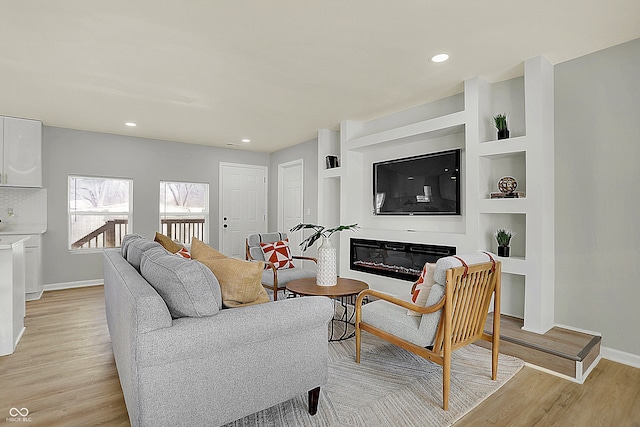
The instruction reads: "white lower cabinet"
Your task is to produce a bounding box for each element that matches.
[13,234,42,299]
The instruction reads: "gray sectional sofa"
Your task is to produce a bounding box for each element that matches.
[103,235,333,426]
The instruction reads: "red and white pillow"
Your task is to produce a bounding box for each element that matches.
[407,262,436,316]
[260,239,295,270]
[175,247,191,259]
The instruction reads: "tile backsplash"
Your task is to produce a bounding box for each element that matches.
[0,187,47,227]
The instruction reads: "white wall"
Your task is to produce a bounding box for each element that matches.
[554,38,640,358]
[42,126,269,285]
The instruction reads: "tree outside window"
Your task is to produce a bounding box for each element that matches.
[69,175,132,250]
[159,181,208,245]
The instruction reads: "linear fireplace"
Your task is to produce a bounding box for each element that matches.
[350,238,456,282]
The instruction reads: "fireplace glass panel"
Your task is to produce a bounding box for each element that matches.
[350,238,456,282]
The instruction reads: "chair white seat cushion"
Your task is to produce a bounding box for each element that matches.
[361,283,445,348]
[261,267,317,289]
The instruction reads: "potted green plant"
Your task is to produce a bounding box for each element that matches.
[290,223,359,286]
[494,228,514,257]
[493,113,510,140]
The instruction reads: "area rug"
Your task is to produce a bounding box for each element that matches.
[227,333,524,427]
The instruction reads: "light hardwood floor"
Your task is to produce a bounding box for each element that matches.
[1,286,639,426]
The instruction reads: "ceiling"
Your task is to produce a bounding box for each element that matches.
[1,1,639,153]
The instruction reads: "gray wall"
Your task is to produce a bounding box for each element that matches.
[555,38,640,356]
[267,137,319,232]
[42,127,269,284]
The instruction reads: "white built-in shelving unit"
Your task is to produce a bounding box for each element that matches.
[318,56,555,334]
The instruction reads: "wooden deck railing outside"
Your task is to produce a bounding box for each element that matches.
[71,218,205,249]
[160,218,205,245]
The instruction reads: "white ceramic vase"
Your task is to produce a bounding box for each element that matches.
[317,237,337,286]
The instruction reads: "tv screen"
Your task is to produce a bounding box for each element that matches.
[373,149,461,215]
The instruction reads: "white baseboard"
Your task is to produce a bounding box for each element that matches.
[43,279,103,292]
[601,346,640,369]
[26,290,44,301]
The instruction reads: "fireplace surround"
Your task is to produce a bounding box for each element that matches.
[350,238,456,282]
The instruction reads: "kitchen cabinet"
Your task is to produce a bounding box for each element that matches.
[0,116,42,187]
[0,235,27,356]
[13,234,43,299]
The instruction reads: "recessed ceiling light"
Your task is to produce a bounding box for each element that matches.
[241,138,251,143]
[431,53,450,63]
[125,122,137,127]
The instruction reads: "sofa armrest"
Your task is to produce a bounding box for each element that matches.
[137,296,333,366]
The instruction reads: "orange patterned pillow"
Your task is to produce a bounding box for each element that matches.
[260,239,295,269]
[175,247,191,259]
[407,262,436,316]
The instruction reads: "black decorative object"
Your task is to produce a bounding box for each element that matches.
[493,113,510,140]
[325,155,339,169]
[497,246,511,257]
[497,129,510,140]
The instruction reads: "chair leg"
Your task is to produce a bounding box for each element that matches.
[308,386,320,415]
[443,358,450,411]
[273,287,278,301]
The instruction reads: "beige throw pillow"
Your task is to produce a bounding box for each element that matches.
[190,238,269,308]
[154,232,185,254]
[191,237,227,261]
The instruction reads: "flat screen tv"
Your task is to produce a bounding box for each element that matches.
[373,149,461,215]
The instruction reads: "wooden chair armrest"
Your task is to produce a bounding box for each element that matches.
[263,260,277,271]
[292,255,318,264]
[356,288,445,315]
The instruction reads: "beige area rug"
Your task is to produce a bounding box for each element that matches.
[228,332,524,427]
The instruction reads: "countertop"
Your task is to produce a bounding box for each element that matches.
[0,235,30,249]
[0,224,47,235]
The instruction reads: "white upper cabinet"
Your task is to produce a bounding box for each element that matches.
[1,116,42,187]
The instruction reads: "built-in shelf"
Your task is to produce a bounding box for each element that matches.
[320,57,554,334]
[478,135,528,157]
[347,111,465,150]
[478,198,529,213]
[320,167,342,179]
[497,256,527,275]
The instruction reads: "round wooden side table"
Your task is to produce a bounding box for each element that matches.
[286,277,368,341]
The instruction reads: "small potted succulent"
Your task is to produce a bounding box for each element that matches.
[493,113,510,140]
[494,228,514,257]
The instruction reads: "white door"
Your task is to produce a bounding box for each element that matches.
[278,160,304,259]
[219,163,268,258]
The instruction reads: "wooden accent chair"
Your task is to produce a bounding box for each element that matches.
[355,252,501,410]
[246,232,318,301]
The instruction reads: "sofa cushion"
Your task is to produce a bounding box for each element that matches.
[127,238,163,271]
[121,233,144,258]
[260,238,295,269]
[140,246,222,318]
[433,251,497,285]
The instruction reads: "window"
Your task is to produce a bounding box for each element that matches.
[159,181,208,245]
[69,175,132,250]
